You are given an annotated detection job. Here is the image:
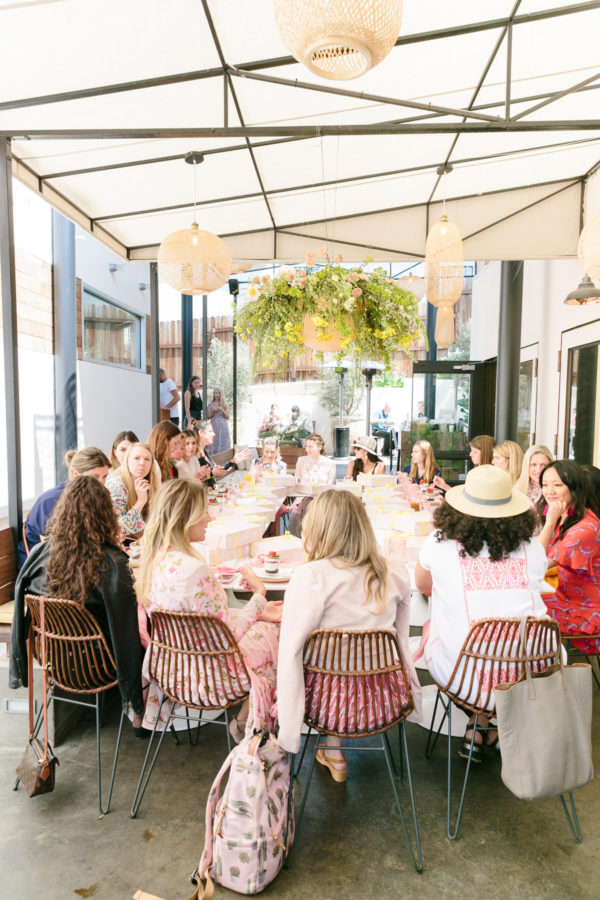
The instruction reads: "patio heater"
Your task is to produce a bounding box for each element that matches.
[333,365,349,458]
[362,362,383,436]
[228,278,239,444]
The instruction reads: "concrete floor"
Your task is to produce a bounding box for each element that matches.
[2,656,600,900]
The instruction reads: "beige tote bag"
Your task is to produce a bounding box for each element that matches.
[495,617,594,801]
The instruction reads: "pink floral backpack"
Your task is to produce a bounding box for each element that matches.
[188,730,294,898]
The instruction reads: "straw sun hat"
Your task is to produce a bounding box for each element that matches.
[445,464,531,519]
[352,436,383,460]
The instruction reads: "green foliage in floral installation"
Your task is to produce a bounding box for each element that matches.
[234,248,424,376]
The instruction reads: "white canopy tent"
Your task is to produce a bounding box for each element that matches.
[1,0,599,262]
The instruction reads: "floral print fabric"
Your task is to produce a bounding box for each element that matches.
[142,550,279,730]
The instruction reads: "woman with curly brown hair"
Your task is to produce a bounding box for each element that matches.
[414,465,549,761]
[10,477,144,727]
[147,420,182,481]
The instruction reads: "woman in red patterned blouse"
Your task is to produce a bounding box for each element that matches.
[537,459,600,654]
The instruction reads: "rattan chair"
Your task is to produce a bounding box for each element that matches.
[289,628,422,873]
[130,610,251,818]
[561,632,600,689]
[14,594,126,815]
[425,616,582,842]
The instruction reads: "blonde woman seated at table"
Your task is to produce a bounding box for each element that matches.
[404,440,440,485]
[277,490,421,782]
[250,436,287,478]
[414,465,548,762]
[135,480,282,740]
[345,436,385,481]
[106,442,160,540]
[492,440,523,485]
[515,444,553,505]
[289,433,336,537]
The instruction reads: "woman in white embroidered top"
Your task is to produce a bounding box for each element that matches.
[289,433,336,537]
[277,490,421,782]
[414,465,548,762]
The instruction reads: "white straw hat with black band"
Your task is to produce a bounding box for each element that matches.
[444,465,531,519]
[352,436,383,460]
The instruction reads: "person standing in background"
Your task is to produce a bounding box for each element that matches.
[184,375,203,428]
[206,387,231,453]
[159,368,180,426]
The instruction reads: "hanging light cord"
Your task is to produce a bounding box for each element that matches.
[193,159,198,223]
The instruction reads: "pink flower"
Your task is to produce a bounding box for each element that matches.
[297,269,306,277]
[305,252,315,266]
[348,272,360,283]
[335,253,344,263]
[352,287,362,298]
[298,278,306,289]
[261,274,269,284]
[319,243,328,257]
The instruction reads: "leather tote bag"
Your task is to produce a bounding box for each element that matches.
[495,617,593,801]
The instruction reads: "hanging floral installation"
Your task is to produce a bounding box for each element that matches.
[235,245,424,375]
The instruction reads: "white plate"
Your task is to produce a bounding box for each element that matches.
[253,567,293,583]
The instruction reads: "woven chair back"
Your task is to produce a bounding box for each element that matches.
[147,610,251,711]
[25,594,118,695]
[302,628,414,738]
[441,616,561,715]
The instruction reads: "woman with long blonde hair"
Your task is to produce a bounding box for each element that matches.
[206,387,231,453]
[135,480,281,739]
[277,490,421,781]
[405,440,440,485]
[106,442,160,539]
[492,440,524,485]
[516,444,553,503]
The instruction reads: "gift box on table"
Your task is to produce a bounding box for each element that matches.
[334,481,363,495]
[400,512,434,536]
[259,473,295,490]
[294,482,336,497]
[251,534,306,564]
[205,519,264,550]
[373,528,409,560]
[207,544,250,566]
[369,509,414,530]
[357,473,398,487]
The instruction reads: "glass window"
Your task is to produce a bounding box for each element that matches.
[83,289,141,369]
[566,342,599,464]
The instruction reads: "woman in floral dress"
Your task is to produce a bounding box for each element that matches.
[135,480,282,737]
[106,442,160,540]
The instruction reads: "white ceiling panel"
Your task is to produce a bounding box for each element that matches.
[0,0,221,100]
[104,196,273,249]
[269,169,438,228]
[451,133,600,169]
[438,141,600,202]
[48,149,261,220]
[10,137,248,177]
[253,133,455,192]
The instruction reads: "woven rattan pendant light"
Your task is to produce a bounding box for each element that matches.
[425,214,464,349]
[397,273,425,299]
[157,152,232,294]
[577,212,600,285]
[274,0,403,80]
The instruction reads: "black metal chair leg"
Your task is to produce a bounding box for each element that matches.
[383,728,403,780]
[382,725,423,873]
[97,699,125,816]
[286,737,320,867]
[560,792,583,843]
[130,700,176,818]
[293,726,313,777]
[447,705,479,841]
[425,690,448,759]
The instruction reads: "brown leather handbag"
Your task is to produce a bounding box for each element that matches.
[16,597,59,796]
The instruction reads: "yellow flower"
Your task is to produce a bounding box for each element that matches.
[248,286,257,298]
[275,329,282,337]
[284,322,293,331]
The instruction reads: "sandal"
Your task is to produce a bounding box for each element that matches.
[228,716,247,744]
[458,724,485,764]
[316,748,348,783]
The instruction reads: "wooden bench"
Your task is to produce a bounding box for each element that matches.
[0,527,17,643]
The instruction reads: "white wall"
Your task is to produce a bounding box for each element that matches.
[471,258,599,453]
[75,228,153,451]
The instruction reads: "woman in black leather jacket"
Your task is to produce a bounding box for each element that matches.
[10,476,144,721]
